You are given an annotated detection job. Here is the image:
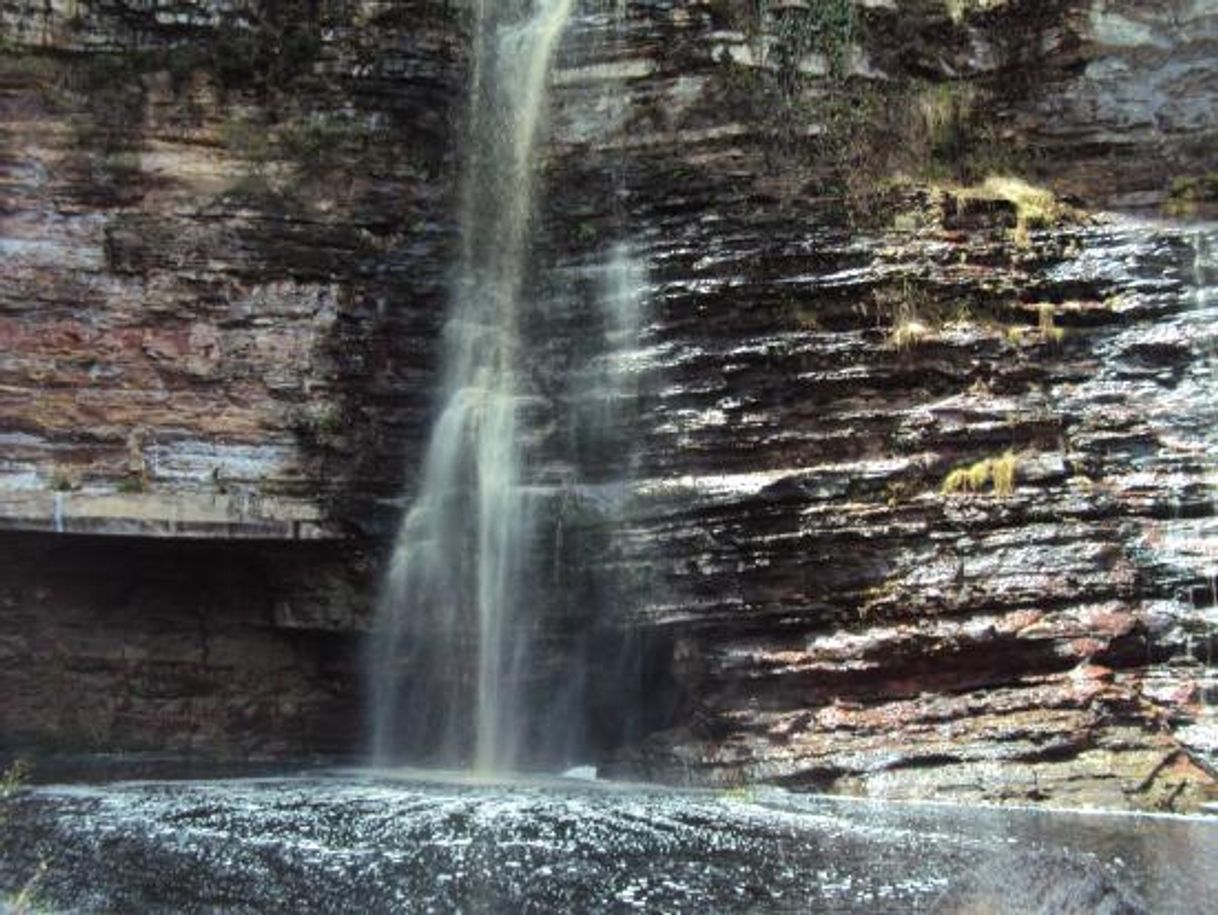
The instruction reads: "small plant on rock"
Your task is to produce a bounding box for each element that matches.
[116,474,148,494]
[943,0,1005,24]
[889,318,935,349]
[1164,172,1218,217]
[4,860,48,915]
[949,176,1067,247]
[1037,302,1064,344]
[48,468,80,492]
[721,782,758,804]
[942,450,1021,498]
[1,758,29,806]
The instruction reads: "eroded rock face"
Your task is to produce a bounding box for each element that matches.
[1,0,465,535]
[540,0,1218,809]
[1,0,1216,809]
[0,0,465,758]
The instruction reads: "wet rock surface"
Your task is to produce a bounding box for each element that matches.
[1,772,1216,914]
[541,2,1218,806]
[605,216,1218,808]
[0,1,1217,808]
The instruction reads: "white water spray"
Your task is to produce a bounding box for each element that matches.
[371,0,575,772]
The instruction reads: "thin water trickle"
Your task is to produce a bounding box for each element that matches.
[1161,225,1218,760]
[370,0,576,772]
[596,242,647,444]
[1191,229,1218,734]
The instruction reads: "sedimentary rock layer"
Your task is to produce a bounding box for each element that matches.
[542,0,1218,809]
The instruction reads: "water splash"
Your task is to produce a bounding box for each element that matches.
[1189,228,1218,748]
[371,0,575,772]
[595,242,647,452]
[1157,225,1218,764]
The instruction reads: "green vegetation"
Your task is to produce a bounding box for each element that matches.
[219,108,432,187]
[0,40,62,83]
[314,405,345,437]
[900,83,1039,184]
[721,783,758,804]
[708,0,1060,217]
[1164,172,1218,217]
[293,114,432,178]
[1002,323,1030,344]
[4,0,330,154]
[278,116,372,174]
[944,0,968,22]
[80,2,325,98]
[1,759,29,806]
[205,18,322,96]
[220,113,274,172]
[58,54,148,152]
[772,0,856,79]
[870,276,976,350]
[942,450,1020,497]
[944,0,1005,24]
[257,477,317,499]
[711,0,860,179]
[116,475,148,494]
[889,318,935,350]
[885,477,922,506]
[4,863,47,915]
[49,468,80,492]
[846,75,1042,212]
[290,403,346,448]
[868,268,1074,353]
[709,0,856,69]
[371,0,469,30]
[0,759,43,912]
[1070,474,1096,493]
[3,19,321,162]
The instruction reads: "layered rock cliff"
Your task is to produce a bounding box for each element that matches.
[2,0,1216,809]
[553,0,1218,810]
[1,0,465,756]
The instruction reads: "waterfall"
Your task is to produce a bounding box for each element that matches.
[370,0,576,772]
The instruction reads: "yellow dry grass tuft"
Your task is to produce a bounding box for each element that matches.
[1036,302,1064,344]
[890,318,935,350]
[942,450,1021,498]
[952,176,1067,247]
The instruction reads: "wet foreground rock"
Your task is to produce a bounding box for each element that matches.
[1,772,1216,913]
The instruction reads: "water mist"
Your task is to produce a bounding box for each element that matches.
[369,0,576,772]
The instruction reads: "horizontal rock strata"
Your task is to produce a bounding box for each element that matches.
[545,0,1218,810]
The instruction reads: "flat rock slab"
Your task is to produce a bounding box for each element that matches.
[1,771,1216,914]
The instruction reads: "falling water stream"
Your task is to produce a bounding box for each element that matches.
[370,0,576,771]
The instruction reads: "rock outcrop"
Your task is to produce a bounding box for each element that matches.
[1,0,1216,808]
[1,0,466,756]
[548,0,1218,809]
